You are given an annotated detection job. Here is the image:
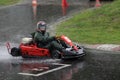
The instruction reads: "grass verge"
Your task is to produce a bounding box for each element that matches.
[0,0,20,6]
[55,0,120,44]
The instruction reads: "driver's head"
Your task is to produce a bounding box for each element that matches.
[37,21,47,32]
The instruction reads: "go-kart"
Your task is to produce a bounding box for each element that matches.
[6,35,85,59]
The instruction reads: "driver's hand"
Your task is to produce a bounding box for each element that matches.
[55,36,61,40]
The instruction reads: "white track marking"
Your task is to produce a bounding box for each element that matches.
[18,63,71,76]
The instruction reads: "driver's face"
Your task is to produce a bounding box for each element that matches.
[38,25,46,31]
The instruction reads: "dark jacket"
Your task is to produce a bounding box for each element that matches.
[33,31,55,47]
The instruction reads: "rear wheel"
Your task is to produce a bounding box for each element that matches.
[10,47,21,56]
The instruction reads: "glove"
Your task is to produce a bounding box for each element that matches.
[55,36,61,40]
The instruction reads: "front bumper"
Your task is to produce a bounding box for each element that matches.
[62,48,85,59]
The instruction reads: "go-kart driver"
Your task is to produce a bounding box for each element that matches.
[31,21,64,56]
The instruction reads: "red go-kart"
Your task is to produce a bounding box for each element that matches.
[6,35,85,59]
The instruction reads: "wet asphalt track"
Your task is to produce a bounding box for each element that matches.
[0,0,120,80]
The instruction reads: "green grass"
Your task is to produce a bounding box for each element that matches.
[0,0,20,6]
[56,0,120,44]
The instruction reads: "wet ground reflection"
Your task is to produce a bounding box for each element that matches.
[0,56,119,80]
[0,58,85,80]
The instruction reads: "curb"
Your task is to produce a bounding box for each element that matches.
[83,44,120,52]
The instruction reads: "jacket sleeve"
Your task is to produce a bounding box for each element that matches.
[46,32,55,42]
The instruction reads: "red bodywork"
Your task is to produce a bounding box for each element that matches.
[20,43,50,57]
[60,35,78,51]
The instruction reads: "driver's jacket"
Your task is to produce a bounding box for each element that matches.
[33,31,55,47]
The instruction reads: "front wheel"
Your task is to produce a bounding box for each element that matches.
[51,50,61,59]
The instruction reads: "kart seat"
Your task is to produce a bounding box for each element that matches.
[21,37,33,44]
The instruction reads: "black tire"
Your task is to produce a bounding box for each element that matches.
[10,47,21,56]
[51,50,61,59]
